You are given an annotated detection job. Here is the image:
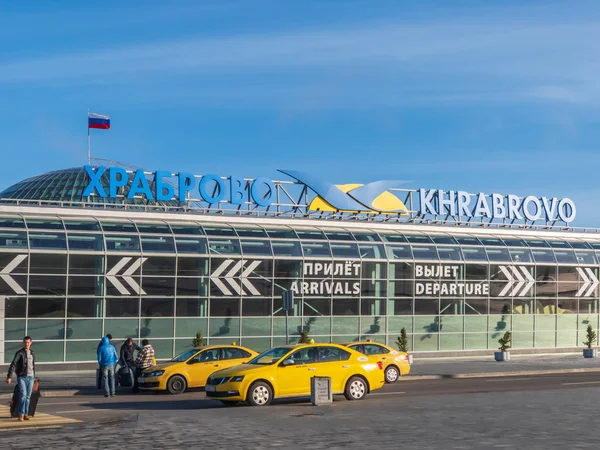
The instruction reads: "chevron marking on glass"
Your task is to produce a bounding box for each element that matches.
[240,260,261,295]
[576,267,599,297]
[210,259,235,295]
[498,266,515,297]
[106,257,132,295]
[123,257,147,295]
[0,254,27,294]
[224,261,245,295]
[517,266,534,297]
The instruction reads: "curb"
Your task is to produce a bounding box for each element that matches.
[402,367,600,381]
[2,367,600,398]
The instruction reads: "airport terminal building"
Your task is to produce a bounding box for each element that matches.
[0,165,595,364]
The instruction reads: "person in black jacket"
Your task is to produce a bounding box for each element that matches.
[6,336,35,421]
[120,338,141,374]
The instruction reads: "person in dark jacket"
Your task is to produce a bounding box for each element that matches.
[6,336,35,421]
[120,338,141,374]
[97,336,119,397]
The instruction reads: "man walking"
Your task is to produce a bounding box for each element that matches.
[6,336,35,421]
[97,336,119,397]
[132,339,155,393]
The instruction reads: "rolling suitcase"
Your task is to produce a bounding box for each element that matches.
[10,378,41,417]
[117,366,133,387]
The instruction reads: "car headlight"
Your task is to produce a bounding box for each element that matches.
[144,370,165,378]
[230,376,244,383]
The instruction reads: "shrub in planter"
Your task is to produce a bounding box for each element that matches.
[583,325,597,358]
[495,331,511,362]
[396,327,413,364]
[192,330,205,348]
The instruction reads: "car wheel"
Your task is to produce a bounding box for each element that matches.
[385,365,400,383]
[344,376,367,401]
[220,400,239,407]
[247,381,273,406]
[166,375,187,395]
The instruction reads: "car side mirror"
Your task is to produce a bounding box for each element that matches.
[281,359,294,366]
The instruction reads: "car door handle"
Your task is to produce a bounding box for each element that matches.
[214,364,220,367]
[342,365,350,368]
[308,368,316,371]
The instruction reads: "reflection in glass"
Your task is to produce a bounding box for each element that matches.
[532,249,556,263]
[461,246,488,261]
[170,223,204,235]
[485,247,511,262]
[68,233,104,251]
[301,241,331,257]
[0,231,28,248]
[101,222,137,233]
[359,243,386,259]
[271,241,302,257]
[140,235,175,252]
[386,244,412,260]
[553,250,577,264]
[331,242,360,258]
[105,234,140,251]
[29,232,67,250]
[28,297,65,318]
[411,245,438,260]
[175,237,208,253]
[509,248,533,263]
[437,246,463,261]
[135,223,171,234]
[208,238,241,255]
[575,251,597,264]
[241,240,272,256]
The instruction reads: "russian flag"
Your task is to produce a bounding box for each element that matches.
[88,112,110,130]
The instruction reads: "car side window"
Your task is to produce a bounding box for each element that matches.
[284,348,316,365]
[348,344,363,354]
[221,348,250,360]
[317,346,351,362]
[191,348,219,363]
[363,344,389,355]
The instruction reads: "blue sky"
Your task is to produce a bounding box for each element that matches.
[1,1,600,226]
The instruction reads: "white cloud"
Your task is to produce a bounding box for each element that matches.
[2,14,600,109]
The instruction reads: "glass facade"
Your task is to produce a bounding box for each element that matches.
[2,214,600,363]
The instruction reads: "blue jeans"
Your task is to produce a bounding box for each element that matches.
[101,365,115,396]
[17,376,34,416]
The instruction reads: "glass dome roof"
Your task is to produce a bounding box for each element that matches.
[0,167,181,207]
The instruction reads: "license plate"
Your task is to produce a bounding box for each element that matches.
[138,378,145,384]
[205,385,216,392]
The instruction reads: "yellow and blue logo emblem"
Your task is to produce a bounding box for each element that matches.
[278,170,408,215]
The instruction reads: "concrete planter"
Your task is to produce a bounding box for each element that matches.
[583,348,597,358]
[494,351,510,362]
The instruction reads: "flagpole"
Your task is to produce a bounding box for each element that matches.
[87,109,91,165]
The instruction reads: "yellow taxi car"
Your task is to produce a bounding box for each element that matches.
[138,344,258,394]
[205,343,385,406]
[344,341,410,383]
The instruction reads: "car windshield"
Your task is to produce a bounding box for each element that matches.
[171,349,199,362]
[247,347,291,365]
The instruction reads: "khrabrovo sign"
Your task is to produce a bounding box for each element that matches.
[418,189,576,223]
[82,165,275,206]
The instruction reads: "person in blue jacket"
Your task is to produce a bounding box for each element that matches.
[97,336,119,397]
